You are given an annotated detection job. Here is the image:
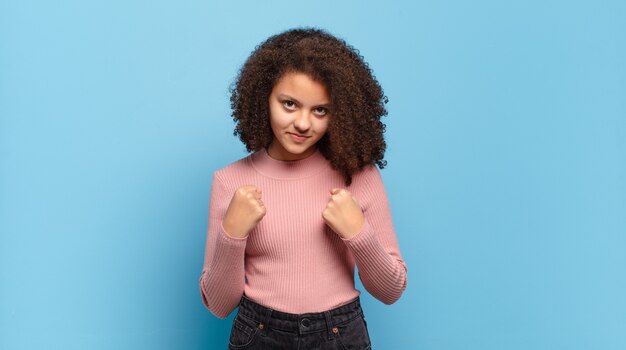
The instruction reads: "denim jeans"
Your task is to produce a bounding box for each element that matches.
[227,294,372,349]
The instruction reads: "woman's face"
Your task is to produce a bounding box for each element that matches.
[267,71,331,161]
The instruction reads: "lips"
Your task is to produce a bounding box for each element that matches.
[288,132,310,143]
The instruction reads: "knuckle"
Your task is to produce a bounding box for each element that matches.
[237,187,249,195]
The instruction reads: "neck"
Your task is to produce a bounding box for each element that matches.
[267,143,318,161]
[250,147,330,179]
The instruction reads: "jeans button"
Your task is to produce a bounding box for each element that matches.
[301,318,310,327]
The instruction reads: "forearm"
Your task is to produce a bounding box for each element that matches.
[342,221,408,304]
[199,222,248,319]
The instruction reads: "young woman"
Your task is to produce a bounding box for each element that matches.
[199,27,408,350]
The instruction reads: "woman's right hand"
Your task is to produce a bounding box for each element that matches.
[222,185,266,238]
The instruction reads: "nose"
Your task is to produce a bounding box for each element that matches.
[293,111,312,133]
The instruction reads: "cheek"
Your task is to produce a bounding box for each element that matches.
[269,107,289,131]
[315,119,330,136]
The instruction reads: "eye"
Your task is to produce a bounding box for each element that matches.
[314,107,328,116]
[282,100,296,110]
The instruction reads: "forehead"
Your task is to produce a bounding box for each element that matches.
[271,71,330,104]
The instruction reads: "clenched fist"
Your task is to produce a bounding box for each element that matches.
[322,188,365,240]
[222,185,266,239]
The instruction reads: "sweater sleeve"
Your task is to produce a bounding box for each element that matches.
[340,165,408,304]
[199,171,248,319]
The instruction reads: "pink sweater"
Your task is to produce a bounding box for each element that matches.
[199,147,408,318]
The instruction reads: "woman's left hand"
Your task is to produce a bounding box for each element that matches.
[322,188,365,240]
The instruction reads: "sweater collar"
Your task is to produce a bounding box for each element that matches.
[251,147,330,179]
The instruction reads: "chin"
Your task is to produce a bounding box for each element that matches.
[269,134,318,160]
[283,142,316,157]
[281,138,310,152]
[283,146,308,156]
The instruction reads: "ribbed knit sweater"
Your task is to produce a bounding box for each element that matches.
[199,147,408,319]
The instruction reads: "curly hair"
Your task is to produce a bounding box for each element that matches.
[228,27,389,186]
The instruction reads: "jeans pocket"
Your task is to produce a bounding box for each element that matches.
[335,313,372,350]
[228,314,261,349]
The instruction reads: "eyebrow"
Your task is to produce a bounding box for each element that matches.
[277,94,331,108]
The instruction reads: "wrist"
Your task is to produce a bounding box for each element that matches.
[341,217,365,240]
[222,218,248,239]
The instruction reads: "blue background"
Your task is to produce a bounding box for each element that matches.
[1,0,625,349]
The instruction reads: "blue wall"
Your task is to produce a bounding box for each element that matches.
[1,0,625,349]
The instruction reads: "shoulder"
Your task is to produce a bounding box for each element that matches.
[351,163,384,186]
[212,152,257,183]
[348,163,387,198]
[347,163,390,212]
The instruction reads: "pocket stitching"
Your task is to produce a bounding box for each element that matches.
[334,315,372,350]
[228,317,260,348]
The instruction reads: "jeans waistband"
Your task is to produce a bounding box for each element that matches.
[236,294,363,336]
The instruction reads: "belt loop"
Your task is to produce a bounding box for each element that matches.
[323,311,334,340]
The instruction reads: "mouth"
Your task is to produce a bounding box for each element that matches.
[288,132,310,143]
